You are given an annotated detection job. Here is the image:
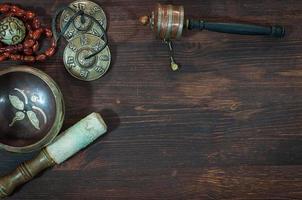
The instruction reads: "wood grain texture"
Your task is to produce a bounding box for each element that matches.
[0,0,302,199]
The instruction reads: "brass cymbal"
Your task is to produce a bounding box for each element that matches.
[59,0,107,41]
[0,66,65,153]
[63,33,111,81]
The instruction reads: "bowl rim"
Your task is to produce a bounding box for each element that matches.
[0,65,65,153]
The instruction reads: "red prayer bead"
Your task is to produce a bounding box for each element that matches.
[32,29,43,40]
[24,39,35,48]
[0,48,6,53]
[33,17,41,29]
[17,44,23,51]
[32,42,39,52]
[24,48,33,55]
[3,52,10,57]
[11,6,25,16]
[36,54,46,61]
[45,28,53,38]
[25,11,35,20]
[10,54,21,61]
[0,55,7,61]
[0,4,10,13]
[5,46,15,52]
[23,55,35,62]
[45,47,56,57]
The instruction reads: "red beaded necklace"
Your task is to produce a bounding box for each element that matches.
[0,4,56,62]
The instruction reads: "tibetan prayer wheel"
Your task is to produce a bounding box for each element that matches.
[140,3,285,41]
[139,3,285,71]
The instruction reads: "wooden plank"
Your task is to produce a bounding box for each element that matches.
[1,0,302,199]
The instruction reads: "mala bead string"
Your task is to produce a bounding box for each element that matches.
[51,6,108,60]
[0,4,56,62]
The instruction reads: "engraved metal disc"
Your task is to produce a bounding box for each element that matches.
[63,34,111,81]
[60,0,107,41]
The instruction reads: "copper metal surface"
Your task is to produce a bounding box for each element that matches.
[140,3,185,40]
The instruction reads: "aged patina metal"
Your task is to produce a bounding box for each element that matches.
[0,66,65,153]
[63,33,111,81]
[0,16,26,45]
[0,113,107,198]
[59,0,107,41]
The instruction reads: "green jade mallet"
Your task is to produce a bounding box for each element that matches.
[0,112,107,198]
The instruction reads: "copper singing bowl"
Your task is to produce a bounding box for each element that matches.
[0,66,64,153]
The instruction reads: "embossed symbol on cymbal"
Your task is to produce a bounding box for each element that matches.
[60,0,107,41]
[63,33,111,81]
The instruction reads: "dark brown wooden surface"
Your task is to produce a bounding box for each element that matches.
[0,0,302,199]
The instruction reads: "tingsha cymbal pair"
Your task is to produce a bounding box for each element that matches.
[53,0,111,81]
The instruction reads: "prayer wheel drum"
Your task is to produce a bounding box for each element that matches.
[152,3,184,40]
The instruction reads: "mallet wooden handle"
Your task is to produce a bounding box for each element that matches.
[188,19,285,38]
[0,149,55,198]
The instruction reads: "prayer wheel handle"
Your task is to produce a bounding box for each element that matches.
[187,20,285,38]
[139,3,285,71]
